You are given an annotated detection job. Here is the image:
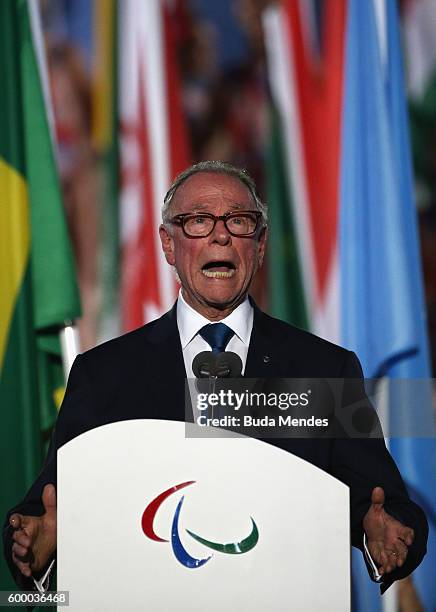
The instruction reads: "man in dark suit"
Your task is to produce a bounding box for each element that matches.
[4,161,428,595]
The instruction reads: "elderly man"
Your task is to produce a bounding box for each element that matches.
[4,161,428,594]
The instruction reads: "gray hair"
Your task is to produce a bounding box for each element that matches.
[162,160,268,226]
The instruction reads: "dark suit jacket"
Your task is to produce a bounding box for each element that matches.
[3,301,428,593]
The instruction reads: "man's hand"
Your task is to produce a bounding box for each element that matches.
[363,486,414,576]
[9,484,57,578]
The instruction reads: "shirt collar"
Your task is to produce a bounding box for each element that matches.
[177,290,253,349]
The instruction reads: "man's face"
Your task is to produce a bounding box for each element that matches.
[159,172,267,319]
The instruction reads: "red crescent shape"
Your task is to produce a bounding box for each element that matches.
[141,481,195,541]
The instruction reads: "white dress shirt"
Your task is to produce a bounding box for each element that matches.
[177,291,253,378]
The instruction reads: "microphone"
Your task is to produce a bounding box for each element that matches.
[214,351,243,378]
[192,351,243,421]
[192,351,215,378]
[192,351,242,378]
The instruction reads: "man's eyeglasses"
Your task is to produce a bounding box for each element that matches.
[169,211,263,238]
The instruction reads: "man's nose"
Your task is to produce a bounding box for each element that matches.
[209,218,231,245]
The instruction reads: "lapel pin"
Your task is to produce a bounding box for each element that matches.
[263,355,270,363]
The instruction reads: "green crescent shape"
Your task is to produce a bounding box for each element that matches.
[186,518,259,554]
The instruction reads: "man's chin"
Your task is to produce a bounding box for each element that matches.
[200,291,246,312]
[181,283,248,315]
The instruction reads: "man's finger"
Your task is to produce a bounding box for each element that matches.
[9,514,23,529]
[378,550,389,575]
[382,555,391,573]
[392,541,408,568]
[11,553,31,577]
[395,540,408,557]
[12,529,31,548]
[384,548,404,570]
[399,526,414,546]
[371,486,385,509]
[379,548,402,575]
[386,552,397,573]
[12,542,29,559]
[387,561,395,573]
[42,484,57,513]
[10,513,36,536]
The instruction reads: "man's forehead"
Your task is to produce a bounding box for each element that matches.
[171,171,254,208]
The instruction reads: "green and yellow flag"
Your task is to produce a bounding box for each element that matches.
[0,0,80,591]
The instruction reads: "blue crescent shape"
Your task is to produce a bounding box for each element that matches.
[171,496,212,568]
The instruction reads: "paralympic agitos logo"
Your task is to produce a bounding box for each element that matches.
[141,481,259,568]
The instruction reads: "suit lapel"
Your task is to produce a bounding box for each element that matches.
[146,302,186,376]
[145,303,187,420]
[245,303,281,378]
[245,300,313,378]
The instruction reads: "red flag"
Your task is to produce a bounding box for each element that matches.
[120,0,190,331]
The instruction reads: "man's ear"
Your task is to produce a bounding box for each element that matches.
[257,226,268,268]
[159,224,176,266]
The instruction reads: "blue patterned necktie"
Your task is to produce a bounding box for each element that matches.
[198,323,234,353]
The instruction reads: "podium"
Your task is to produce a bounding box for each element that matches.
[57,420,350,611]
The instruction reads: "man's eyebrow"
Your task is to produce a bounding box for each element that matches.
[184,203,211,212]
[182,202,250,212]
[227,203,249,210]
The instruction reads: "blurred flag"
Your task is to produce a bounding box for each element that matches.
[92,0,120,342]
[340,1,436,609]
[402,0,436,103]
[265,105,308,329]
[119,0,190,331]
[0,0,80,590]
[264,0,435,610]
[264,0,346,341]
[403,0,436,212]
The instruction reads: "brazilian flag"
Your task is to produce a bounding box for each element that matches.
[0,0,81,595]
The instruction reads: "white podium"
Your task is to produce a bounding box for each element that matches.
[57,420,350,611]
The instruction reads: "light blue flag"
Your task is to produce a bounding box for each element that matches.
[340,0,436,610]
[383,0,436,607]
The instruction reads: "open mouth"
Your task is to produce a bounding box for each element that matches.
[201,261,236,279]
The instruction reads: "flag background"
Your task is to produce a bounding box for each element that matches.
[264,0,436,610]
[1,1,435,610]
[119,0,189,332]
[0,0,80,596]
[339,1,436,609]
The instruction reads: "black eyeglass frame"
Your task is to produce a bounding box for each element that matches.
[169,210,264,238]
